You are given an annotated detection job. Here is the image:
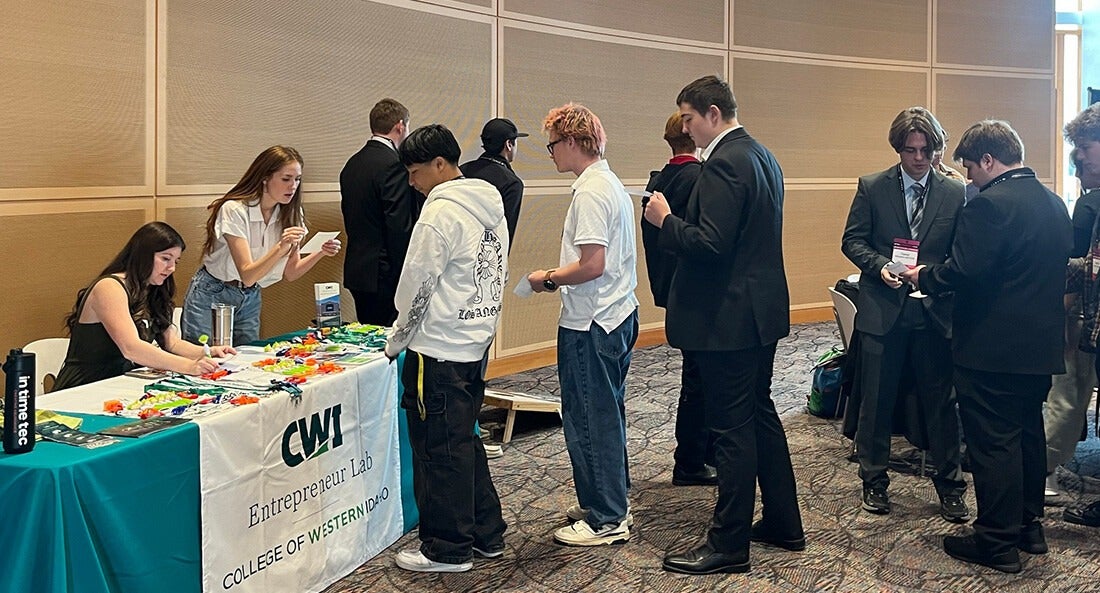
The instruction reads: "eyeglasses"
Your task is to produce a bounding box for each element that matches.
[546,138,564,155]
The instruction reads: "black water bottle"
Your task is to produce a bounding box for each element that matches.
[3,348,35,454]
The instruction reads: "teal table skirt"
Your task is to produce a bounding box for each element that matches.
[0,352,417,593]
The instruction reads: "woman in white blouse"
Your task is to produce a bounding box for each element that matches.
[180,145,340,345]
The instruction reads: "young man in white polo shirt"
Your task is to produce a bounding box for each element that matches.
[529,103,639,546]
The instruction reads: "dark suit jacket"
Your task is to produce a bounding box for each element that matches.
[460,153,523,246]
[642,158,701,307]
[339,140,422,293]
[660,127,789,351]
[919,168,1072,375]
[841,166,965,338]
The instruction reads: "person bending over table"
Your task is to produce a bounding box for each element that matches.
[180,145,341,346]
[53,222,236,391]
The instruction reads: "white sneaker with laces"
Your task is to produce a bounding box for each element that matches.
[394,549,472,572]
[484,443,504,459]
[565,504,634,527]
[553,518,631,546]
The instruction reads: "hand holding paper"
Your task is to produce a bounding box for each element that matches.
[299,231,341,255]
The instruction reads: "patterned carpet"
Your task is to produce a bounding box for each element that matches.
[323,322,1100,593]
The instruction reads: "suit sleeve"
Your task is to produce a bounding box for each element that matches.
[841,177,890,274]
[919,196,1003,295]
[385,222,449,357]
[657,157,744,261]
[380,160,416,275]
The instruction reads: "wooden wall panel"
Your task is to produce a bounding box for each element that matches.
[0,203,152,361]
[935,73,1055,180]
[503,24,724,184]
[164,0,493,190]
[1,0,146,190]
[784,188,860,306]
[731,57,927,180]
[937,0,1054,71]
[733,0,927,62]
[502,0,725,44]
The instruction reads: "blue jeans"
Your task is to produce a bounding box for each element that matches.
[557,309,638,529]
[180,266,262,346]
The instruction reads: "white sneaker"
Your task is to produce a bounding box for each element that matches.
[394,549,472,572]
[484,443,504,459]
[1045,473,1060,497]
[565,504,634,528]
[554,518,631,546]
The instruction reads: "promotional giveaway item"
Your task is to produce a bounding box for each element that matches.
[211,303,236,346]
[315,282,342,328]
[3,348,35,454]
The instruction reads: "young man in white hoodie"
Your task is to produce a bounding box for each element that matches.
[384,124,510,573]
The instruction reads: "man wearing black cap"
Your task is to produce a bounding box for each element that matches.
[461,118,527,246]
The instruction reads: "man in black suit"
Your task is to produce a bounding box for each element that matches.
[460,117,527,247]
[645,75,803,575]
[841,107,968,522]
[340,98,422,326]
[905,120,1072,573]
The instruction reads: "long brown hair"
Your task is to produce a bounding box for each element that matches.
[65,221,185,347]
[203,145,306,255]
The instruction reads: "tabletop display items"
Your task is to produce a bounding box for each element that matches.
[2,348,35,454]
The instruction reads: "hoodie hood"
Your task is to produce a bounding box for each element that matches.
[425,177,505,229]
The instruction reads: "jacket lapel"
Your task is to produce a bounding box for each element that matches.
[885,167,910,235]
[915,172,947,240]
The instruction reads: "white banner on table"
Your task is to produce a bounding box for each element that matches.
[199,360,403,593]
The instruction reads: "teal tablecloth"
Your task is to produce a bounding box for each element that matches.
[0,414,200,593]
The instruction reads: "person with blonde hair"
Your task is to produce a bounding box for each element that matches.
[181,145,340,345]
[528,103,639,547]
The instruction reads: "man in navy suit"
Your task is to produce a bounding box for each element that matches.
[905,120,1072,573]
[340,98,423,326]
[645,75,803,575]
[841,108,968,522]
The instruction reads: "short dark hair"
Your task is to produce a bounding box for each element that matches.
[888,107,945,155]
[1065,102,1100,146]
[952,120,1025,166]
[370,98,409,135]
[399,124,461,166]
[676,75,737,120]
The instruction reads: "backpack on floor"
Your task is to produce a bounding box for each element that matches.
[808,346,848,419]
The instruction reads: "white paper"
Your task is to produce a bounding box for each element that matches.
[299,231,340,254]
[885,261,908,276]
[626,189,652,199]
[514,275,534,298]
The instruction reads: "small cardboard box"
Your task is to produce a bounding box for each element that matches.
[314,282,342,328]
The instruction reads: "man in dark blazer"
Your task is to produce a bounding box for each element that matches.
[340,98,423,326]
[645,75,803,575]
[841,107,968,522]
[905,120,1072,573]
[460,117,527,247]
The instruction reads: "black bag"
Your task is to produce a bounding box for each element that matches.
[808,346,849,418]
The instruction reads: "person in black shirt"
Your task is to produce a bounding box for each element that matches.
[460,118,527,247]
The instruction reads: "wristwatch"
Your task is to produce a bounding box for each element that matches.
[543,269,558,292]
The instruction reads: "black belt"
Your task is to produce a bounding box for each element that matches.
[203,267,255,290]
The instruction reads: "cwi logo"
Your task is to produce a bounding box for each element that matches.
[281,404,343,467]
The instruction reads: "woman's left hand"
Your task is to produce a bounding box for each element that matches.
[210,345,238,358]
[321,239,341,256]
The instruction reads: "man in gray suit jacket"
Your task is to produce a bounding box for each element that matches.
[646,75,803,576]
[841,107,967,522]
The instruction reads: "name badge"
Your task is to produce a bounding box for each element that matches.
[892,239,920,269]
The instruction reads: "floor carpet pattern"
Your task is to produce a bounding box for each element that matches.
[323,322,1100,593]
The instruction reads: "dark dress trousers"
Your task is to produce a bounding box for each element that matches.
[841,166,966,496]
[339,139,423,325]
[659,127,802,554]
[919,168,1072,555]
[641,157,709,471]
[460,153,523,247]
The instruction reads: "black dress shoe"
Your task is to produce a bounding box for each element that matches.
[943,535,1021,573]
[672,464,719,486]
[750,520,806,551]
[862,486,890,514]
[1017,522,1047,554]
[662,544,750,575]
[1064,501,1100,527]
[939,493,971,524]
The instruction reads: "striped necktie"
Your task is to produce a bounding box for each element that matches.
[909,182,926,238]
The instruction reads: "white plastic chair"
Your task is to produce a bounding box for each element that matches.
[827,287,857,350]
[23,338,70,395]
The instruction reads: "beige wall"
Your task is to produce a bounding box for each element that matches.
[0,0,1055,362]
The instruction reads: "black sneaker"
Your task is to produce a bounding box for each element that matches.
[1017,522,1047,554]
[1064,501,1100,527]
[939,493,970,523]
[943,535,1021,573]
[862,486,890,514]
